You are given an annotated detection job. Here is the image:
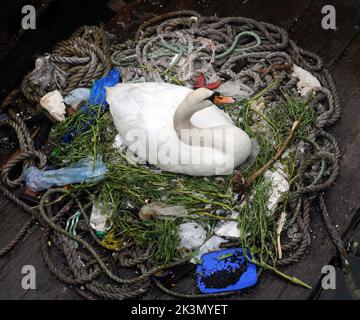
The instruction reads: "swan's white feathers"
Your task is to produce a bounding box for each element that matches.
[106,82,251,176]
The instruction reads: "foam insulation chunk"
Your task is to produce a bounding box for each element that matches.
[178,222,207,250]
[214,211,241,239]
[40,90,66,122]
[264,162,290,212]
[292,64,321,97]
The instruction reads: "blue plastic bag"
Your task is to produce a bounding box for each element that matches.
[196,247,257,293]
[23,156,107,192]
[81,68,121,114]
[63,69,121,143]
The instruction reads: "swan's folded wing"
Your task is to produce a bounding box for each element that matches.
[191,105,234,128]
[107,82,191,146]
[107,85,144,139]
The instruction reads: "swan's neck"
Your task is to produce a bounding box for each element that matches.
[173,94,211,135]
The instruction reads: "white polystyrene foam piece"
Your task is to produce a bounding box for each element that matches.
[292,64,321,97]
[40,90,66,122]
[178,222,207,250]
[264,162,290,212]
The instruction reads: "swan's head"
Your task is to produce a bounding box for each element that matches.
[192,88,236,109]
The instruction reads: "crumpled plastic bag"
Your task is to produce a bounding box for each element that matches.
[217,80,254,99]
[64,88,91,109]
[214,211,241,239]
[139,202,188,220]
[191,236,228,264]
[264,162,289,213]
[81,68,121,113]
[292,64,321,97]
[63,69,121,143]
[90,203,112,237]
[23,156,107,192]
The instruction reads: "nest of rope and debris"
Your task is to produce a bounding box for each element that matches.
[0,11,342,299]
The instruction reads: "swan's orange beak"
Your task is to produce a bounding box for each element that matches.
[213,95,236,106]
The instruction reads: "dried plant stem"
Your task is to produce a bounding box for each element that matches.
[276,211,287,259]
[245,120,300,187]
[255,260,312,289]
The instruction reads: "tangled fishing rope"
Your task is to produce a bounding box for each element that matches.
[20,26,111,105]
[0,10,350,299]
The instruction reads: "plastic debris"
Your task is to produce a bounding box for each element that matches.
[90,203,112,237]
[217,79,254,99]
[101,230,124,250]
[139,202,188,220]
[112,134,124,150]
[63,69,121,143]
[191,235,228,264]
[64,88,91,109]
[196,247,257,293]
[250,97,266,116]
[40,90,66,122]
[264,162,290,212]
[178,222,207,250]
[82,68,121,113]
[65,211,81,249]
[214,211,241,239]
[65,211,81,236]
[193,74,221,90]
[23,155,107,192]
[30,55,66,91]
[292,64,321,97]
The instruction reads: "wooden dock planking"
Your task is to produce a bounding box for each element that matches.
[246,0,360,300]
[286,0,360,66]
[323,31,360,246]
[0,195,81,300]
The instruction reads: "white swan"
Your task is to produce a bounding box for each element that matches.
[106,82,251,176]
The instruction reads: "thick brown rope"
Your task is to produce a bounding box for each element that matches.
[20,26,111,106]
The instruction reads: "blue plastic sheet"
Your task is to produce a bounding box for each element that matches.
[23,156,107,192]
[63,68,121,143]
[81,68,121,114]
[196,247,257,293]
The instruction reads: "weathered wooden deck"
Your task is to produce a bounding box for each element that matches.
[0,0,359,299]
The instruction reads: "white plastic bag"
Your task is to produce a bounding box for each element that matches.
[178,222,207,250]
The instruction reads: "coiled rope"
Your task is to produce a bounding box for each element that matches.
[20,26,111,105]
